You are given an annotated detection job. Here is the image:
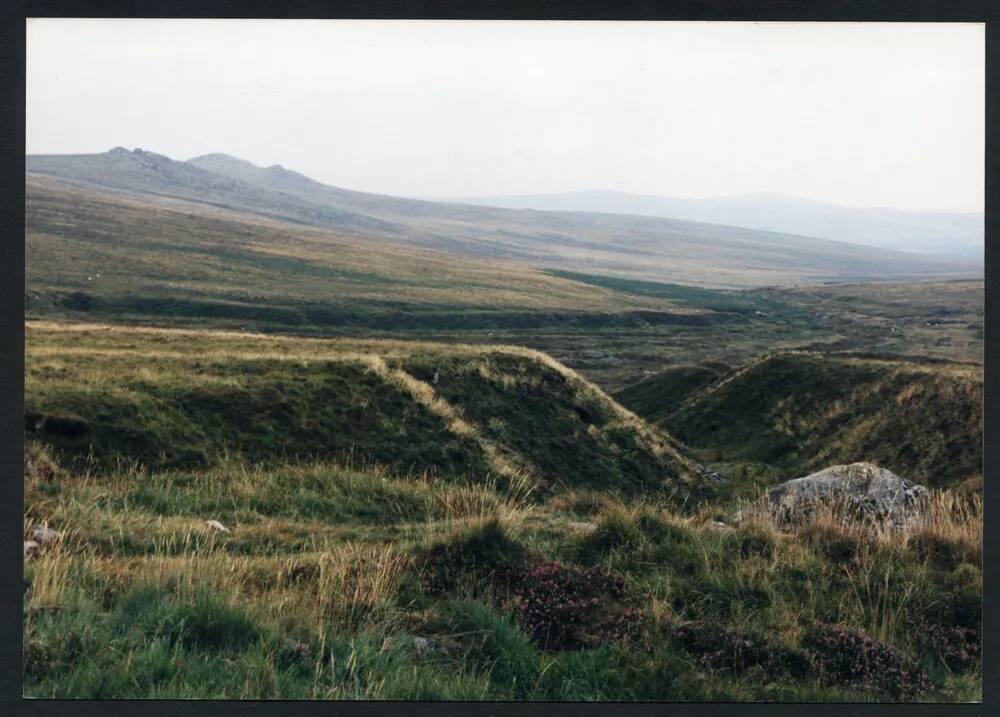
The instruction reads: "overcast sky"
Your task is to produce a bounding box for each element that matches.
[27,20,984,213]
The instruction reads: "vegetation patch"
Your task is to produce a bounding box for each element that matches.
[573,505,706,577]
[638,352,982,488]
[511,561,640,651]
[21,323,983,701]
[615,362,729,424]
[802,622,933,699]
[417,519,533,596]
[670,620,809,678]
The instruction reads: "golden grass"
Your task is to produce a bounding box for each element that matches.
[26,545,72,610]
[317,543,412,632]
[27,174,679,312]
[426,473,537,527]
[738,487,981,547]
[360,354,545,483]
[733,486,982,643]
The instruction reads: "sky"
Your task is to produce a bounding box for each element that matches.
[26,20,984,213]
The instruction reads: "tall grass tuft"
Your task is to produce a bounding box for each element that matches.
[318,543,412,633]
[428,472,537,526]
[26,545,72,610]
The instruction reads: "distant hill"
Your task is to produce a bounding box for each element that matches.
[444,190,983,260]
[26,148,981,288]
[25,174,717,334]
[27,148,407,237]
[615,352,983,488]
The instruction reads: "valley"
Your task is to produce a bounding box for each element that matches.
[22,148,984,702]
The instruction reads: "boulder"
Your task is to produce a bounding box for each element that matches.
[759,462,929,529]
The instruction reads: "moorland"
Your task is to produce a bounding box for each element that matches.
[22,149,983,700]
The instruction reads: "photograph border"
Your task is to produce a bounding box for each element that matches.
[2,2,996,715]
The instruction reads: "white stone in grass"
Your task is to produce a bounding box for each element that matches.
[30,526,61,546]
[205,520,231,533]
[414,637,433,654]
[23,540,40,559]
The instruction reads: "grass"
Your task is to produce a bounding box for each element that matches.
[25,321,702,498]
[27,174,983,396]
[619,351,983,489]
[21,320,982,701]
[29,153,976,295]
[21,160,985,701]
[23,435,981,700]
[615,362,730,423]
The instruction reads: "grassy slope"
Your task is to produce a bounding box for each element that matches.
[22,329,982,702]
[27,176,985,400]
[614,363,730,423]
[25,321,704,495]
[24,440,982,700]
[27,175,684,321]
[621,352,982,489]
[22,162,984,701]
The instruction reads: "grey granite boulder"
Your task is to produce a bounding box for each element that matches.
[759,462,929,529]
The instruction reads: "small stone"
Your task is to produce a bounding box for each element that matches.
[30,526,60,546]
[698,467,727,485]
[205,520,231,533]
[414,637,433,654]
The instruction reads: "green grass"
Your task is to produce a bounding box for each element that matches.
[615,362,729,423]
[24,436,982,701]
[21,159,986,702]
[400,352,688,491]
[27,174,983,396]
[545,269,793,316]
[26,353,490,476]
[22,323,983,701]
[25,321,704,499]
[628,352,982,488]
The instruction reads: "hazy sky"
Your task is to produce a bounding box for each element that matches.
[27,20,984,213]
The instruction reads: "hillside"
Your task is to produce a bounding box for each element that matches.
[26,148,980,288]
[614,362,730,423]
[616,352,983,488]
[446,190,983,260]
[26,174,984,397]
[24,323,982,702]
[26,175,706,331]
[25,321,708,495]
